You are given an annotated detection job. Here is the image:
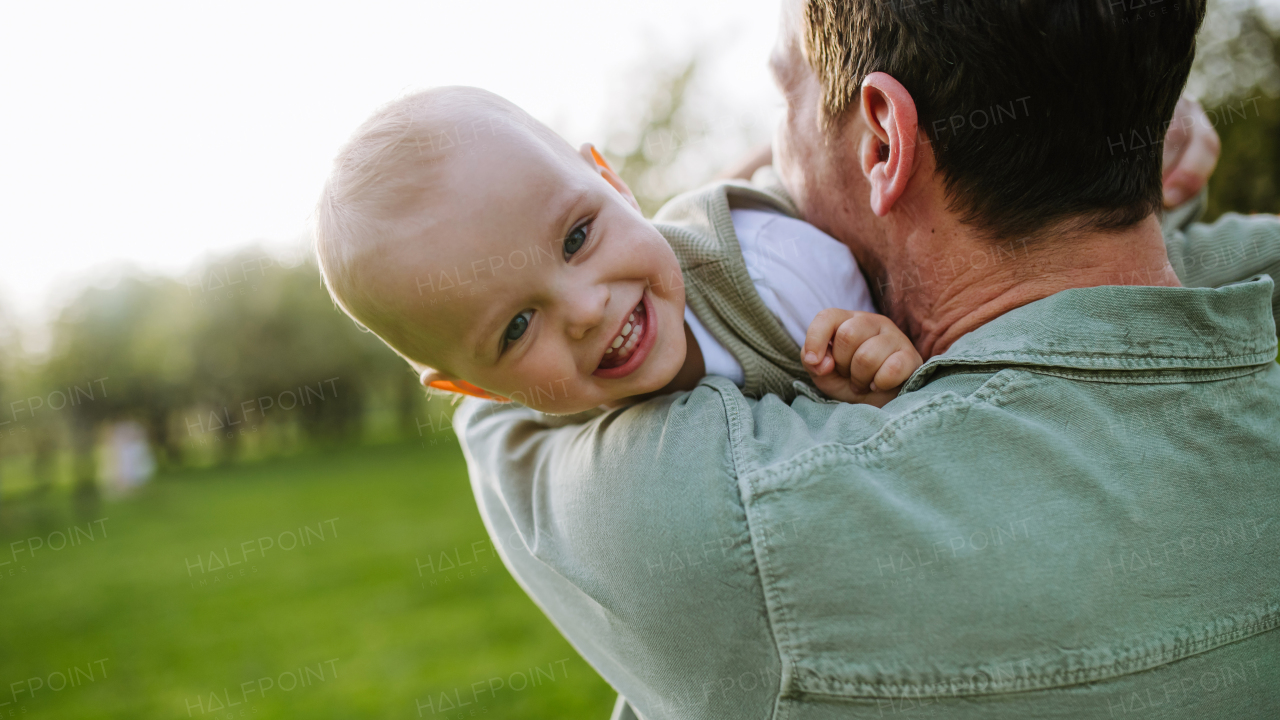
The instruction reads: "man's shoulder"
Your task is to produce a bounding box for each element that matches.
[454,372,996,490]
[456,281,1280,717]
[455,379,747,499]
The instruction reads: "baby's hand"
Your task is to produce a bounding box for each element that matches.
[802,309,922,407]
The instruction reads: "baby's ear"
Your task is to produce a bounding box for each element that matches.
[420,369,509,402]
[580,143,641,213]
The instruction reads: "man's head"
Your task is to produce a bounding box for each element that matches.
[771,0,1206,315]
[314,88,688,413]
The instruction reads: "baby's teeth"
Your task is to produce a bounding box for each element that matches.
[604,308,645,362]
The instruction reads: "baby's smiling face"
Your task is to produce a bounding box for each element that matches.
[371,124,688,414]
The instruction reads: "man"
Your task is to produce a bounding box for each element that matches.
[454,0,1280,717]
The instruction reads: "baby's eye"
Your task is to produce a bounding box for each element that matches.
[564,224,588,259]
[504,311,532,345]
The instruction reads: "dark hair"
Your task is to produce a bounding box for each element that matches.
[804,0,1207,240]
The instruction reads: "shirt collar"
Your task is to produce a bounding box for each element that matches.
[903,275,1278,392]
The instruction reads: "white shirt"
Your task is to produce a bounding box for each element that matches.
[683,209,875,386]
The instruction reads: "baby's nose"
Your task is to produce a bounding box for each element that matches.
[564,286,609,340]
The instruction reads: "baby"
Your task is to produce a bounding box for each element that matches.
[314,87,921,414]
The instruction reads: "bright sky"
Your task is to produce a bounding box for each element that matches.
[0,0,782,329]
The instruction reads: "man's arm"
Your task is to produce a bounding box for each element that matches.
[453,383,783,720]
[1157,95,1280,320]
[1160,95,1221,208]
[1164,211,1280,321]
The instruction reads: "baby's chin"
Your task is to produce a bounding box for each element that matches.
[519,330,687,414]
[594,361,690,413]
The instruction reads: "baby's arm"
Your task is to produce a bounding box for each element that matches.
[801,309,922,408]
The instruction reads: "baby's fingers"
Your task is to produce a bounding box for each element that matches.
[807,363,862,403]
[871,347,923,393]
[847,332,902,390]
[803,308,857,368]
[831,315,884,380]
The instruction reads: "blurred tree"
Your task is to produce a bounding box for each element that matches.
[36,248,420,477]
[1184,1,1280,220]
[1188,0,1280,107]
[0,303,15,497]
[1182,0,1280,220]
[604,59,701,217]
[1205,92,1280,219]
[187,252,359,458]
[602,53,769,217]
[41,274,191,489]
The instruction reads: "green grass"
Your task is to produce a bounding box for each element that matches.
[0,440,616,719]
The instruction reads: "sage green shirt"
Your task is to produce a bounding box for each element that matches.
[455,211,1280,719]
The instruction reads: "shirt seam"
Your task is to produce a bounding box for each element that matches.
[725,385,989,708]
[905,353,1276,392]
[935,347,1276,366]
[740,392,977,496]
[712,381,790,720]
[1017,364,1269,385]
[790,605,1280,699]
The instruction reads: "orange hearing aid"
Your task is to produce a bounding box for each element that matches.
[588,144,640,211]
[426,379,509,402]
[589,145,615,173]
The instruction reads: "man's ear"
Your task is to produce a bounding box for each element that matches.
[859,72,919,217]
[580,143,642,212]
[420,369,509,402]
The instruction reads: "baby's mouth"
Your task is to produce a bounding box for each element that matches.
[596,301,646,370]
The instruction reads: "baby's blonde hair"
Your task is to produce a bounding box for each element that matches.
[312,86,565,364]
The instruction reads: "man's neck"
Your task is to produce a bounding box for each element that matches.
[882,213,1180,360]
